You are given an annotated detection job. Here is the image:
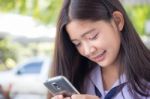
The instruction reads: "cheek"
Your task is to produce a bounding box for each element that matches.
[104,31,121,47]
[112,35,121,49]
[99,34,121,58]
[76,47,84,56]
[107,36,121,57]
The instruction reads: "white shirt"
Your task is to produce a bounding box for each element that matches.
[84,66,150,99]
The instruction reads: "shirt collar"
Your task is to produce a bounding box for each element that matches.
[88,65,127,95]
[89,66,105,96]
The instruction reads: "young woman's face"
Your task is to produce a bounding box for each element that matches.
[66,20,121,68]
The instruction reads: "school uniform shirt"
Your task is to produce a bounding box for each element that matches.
[84,66,150,99]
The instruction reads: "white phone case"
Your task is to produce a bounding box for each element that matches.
[44,76,80,97]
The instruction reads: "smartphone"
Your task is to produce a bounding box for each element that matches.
[44,76,80,97]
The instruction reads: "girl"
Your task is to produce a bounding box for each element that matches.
[50,0,150,99]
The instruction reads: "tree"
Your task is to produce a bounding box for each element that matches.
[0,38,17,69]
[125,5,150,35]
[0,0,63,24]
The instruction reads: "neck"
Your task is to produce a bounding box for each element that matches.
[101,63,120,90]
[102,64,119,77]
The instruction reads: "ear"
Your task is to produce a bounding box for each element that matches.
[112,11,124,31]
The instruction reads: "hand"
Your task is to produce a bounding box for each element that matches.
[51,95,71,99]
[51,94,100,99]
[71,94,99,99]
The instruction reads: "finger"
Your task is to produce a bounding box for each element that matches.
[64,97,71,99]
[71,94,100,99]
[51,95,64,99]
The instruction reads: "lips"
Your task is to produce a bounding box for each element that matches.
[91,50,106,62]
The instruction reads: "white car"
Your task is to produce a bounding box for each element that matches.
[0,57,51,99]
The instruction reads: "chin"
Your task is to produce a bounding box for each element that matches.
[97,60,111,68]
[97,63,108,68]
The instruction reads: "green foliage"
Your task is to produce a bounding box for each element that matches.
[36,0,63,24]
[0,38,17,63]
[0,0,15,12]
[125,5,150,35]
[0,0,63,24]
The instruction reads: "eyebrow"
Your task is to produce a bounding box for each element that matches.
[71,28,96,42]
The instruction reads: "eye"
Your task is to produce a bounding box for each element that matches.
[89,33,98,40]
[73,42,81,47]
[75,43,81,47]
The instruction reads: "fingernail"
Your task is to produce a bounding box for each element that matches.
[66,97,71,99]
[57,95,63,98]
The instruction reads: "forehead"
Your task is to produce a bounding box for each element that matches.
[66,20,96,35]
[66,20,108,38]
[66,20,92,31]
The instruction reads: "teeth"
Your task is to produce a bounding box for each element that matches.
[91,50,105,59]
[99,50,105,55]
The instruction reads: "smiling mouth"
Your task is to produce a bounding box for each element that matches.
[92,50,106,62]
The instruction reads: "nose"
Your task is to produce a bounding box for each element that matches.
[83,43,96,56]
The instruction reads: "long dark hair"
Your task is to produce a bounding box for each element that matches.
[51,0,150,98]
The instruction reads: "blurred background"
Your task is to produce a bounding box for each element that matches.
[0,0,150,99]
